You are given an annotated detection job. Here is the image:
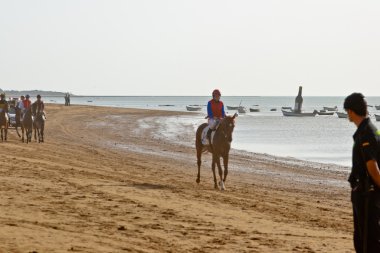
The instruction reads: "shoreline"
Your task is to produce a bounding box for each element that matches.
[0,104,354,252]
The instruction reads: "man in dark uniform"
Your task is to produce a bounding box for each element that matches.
[345,93,380,253]
[0,93,9,114]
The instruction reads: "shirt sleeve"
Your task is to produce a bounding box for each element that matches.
[207,101,213,118]
[221,102,226,117]
[360,132,378,162]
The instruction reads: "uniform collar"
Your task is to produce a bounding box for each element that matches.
[353,117,370,139]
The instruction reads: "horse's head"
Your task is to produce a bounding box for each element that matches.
[220,113,237,143]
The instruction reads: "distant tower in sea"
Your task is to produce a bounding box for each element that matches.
[294,86,303,113]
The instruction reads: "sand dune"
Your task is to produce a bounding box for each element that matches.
[0,104,354,252]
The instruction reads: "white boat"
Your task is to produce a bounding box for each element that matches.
[336,112,348,118]
[375,105,380,110]
[323,106,338,111]
[249,107,260,112]
[375,114,380,121]
[227,106,240,110]
[238,106,247,114]
[317,110,334,116]
[186,106,202,111]
[281,109,317,117]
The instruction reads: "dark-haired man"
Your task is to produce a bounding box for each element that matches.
[345,93,380,253]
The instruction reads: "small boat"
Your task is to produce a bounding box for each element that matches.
[249,107,260,112]
[317,110,334,116]
[282,109,317,117]
[87,100,93,103]
[159,104,175,107]
[375,105,380,110]
[323,106,338,111]
[270,108,277,112]
[227,106,240,110]
[186,106,202,111]
[375,114,380,121]
[281,106,292,110]
[238,106,247,114]
[336,112,348,118]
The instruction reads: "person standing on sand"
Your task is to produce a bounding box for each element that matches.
[345,93,380,253]
[206,89,226,142]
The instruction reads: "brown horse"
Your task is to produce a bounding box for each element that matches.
[16,108,33,143]
[34,112,45,143]
[0,111,8,141]
[195,114,237,190]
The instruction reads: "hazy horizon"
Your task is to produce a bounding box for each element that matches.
[1,1,379,96]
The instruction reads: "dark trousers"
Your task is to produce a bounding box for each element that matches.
[351,190,380,253]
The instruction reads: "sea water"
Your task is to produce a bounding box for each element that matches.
[46,96,380,167]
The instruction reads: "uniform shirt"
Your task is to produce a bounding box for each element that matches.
[0,100,9,113]
[32,100,44,115]
[349,118,380,189]
[23,100,31,109]
[16,100,24,110]
[207,99,226,119]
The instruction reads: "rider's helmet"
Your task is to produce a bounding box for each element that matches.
[37,94,41,99]
[212,89,221,97]
[25,94,30,99]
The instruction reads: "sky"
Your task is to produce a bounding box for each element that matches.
[0,0,380,96]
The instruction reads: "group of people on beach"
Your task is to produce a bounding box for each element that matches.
[205,89,380,253]
[0,93,46,130]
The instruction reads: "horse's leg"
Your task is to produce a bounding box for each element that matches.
[215,156,225,191]
[212,154,218,189]
[1,128,3,142]
[41,123,44,142]
[16,125,21,138]
[34,125,37,141]
[21,126,24,142]
[4,126,7,141]
[223,155,229,183]
[196,148,202,184]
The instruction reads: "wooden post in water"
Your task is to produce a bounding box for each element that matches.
[294,86,303,113]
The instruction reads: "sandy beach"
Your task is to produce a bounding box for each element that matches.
[0,104,354,253]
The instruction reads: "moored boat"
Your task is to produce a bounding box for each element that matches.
[238,106,247,114]
[249,107,260,112]
[282,109,317,117]
[375,114,380,121]
[317,110,334,116]
[323,106,338,111]
[227,106,239,110]
[186,106,202,111]
[375,105,380,110]
[336,112,348,118]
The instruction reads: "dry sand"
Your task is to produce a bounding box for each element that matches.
[0,104,354,253]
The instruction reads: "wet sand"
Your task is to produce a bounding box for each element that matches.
[0,104,354,252]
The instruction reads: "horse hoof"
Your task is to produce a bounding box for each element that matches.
[196,178,200,184]
[219,181,226,191]
[214,184,218,189]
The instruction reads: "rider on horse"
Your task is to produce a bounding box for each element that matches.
[206,89,226,141]
[0,93,9,114]
[32,94,46,119]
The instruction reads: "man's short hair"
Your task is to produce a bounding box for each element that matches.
[344,93,368,117]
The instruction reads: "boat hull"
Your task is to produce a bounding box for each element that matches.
[375,114,380,121]
[186,106,202,111]
[282,110,317,117]
[336,112,348,118]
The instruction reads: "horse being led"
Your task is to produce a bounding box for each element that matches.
[195,114,237,190]
[34,112,45,143]
[0,110,8,141]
